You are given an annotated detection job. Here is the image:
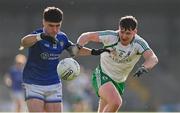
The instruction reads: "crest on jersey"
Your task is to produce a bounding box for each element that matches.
[40,52,49,60]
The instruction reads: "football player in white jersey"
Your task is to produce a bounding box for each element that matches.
[77,15,158,112]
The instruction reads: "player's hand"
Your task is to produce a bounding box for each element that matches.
[40,33,58,44]
[133,66,149,77]
[91,48,110,55]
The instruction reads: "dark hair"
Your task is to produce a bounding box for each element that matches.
[119,16,138,30]
[43,6,63,23]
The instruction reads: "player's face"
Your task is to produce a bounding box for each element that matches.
[43,20,61,37]
[119,27,137,46]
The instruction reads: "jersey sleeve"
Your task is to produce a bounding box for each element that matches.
[97,30,119,47]
[65,40,74,49]
[135,38,151,54]
[61,33,74,49]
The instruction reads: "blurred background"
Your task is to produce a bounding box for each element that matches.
[0,0,180,112]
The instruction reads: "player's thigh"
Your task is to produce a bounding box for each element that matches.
[26,98,44,112]
[44,83,63,112]
[98,98,107,112]
[23,83,45,112]
[45,102,62,112]
[23,83,44,101]
[99,82,122,103]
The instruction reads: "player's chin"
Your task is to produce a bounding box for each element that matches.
[50,33,57,38]
[121,40,129,44]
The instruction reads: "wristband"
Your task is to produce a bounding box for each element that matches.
[91,49,97,55]
[36,33,42,41]
[141,65,149,72]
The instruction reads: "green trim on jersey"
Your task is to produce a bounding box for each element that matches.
[141,48,151,54]
[134,39,151,55]
[134,39,149,50]
[92,65,125,97]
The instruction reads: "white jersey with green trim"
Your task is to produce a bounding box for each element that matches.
[98,30,151,83]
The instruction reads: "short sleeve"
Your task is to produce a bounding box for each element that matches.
[59,33,74,49]
[135,38,151,54]
[98,30,119,46]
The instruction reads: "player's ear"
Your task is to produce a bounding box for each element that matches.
[43,19,45,26]
[134,29,137,33]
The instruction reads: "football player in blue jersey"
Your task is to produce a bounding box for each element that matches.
[20,6,109,112]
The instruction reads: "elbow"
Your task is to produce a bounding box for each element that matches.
[77,33,91,46]
[21,37,30,48]
[153,56,159,67]
[21,38,26,47]
[148,56,159,70]
[155,56,159,65]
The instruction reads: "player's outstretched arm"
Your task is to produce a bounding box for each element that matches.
[78,47,110,56]
[77,32,100,46]
[75,32,110,56]
[67,44,110,57]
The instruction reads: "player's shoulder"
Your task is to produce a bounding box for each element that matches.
[98,30,119,47]
[57,31,68,39]
[133,34,147,43]
[31,28,43,34]
[133,34,149,48]
[98,30,118,37]
[56,31,70,43]
[57,31,67,36]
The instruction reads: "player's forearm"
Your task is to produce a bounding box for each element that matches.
[78,47,92,56]
[78,47,110,56]
[143,55,158,70]
[77,32,99,46]
[21,34,40,48]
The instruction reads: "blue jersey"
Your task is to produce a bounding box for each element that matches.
[23,28,72,85]
[9,66,23,91]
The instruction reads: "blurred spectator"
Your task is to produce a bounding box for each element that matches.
[122,76,151,111]
[4,54,27,112]
[158,103,180,112]
[72,95,90,112]
[65,65,93,111]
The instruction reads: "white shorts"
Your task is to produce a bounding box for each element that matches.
[23,83,62,103]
